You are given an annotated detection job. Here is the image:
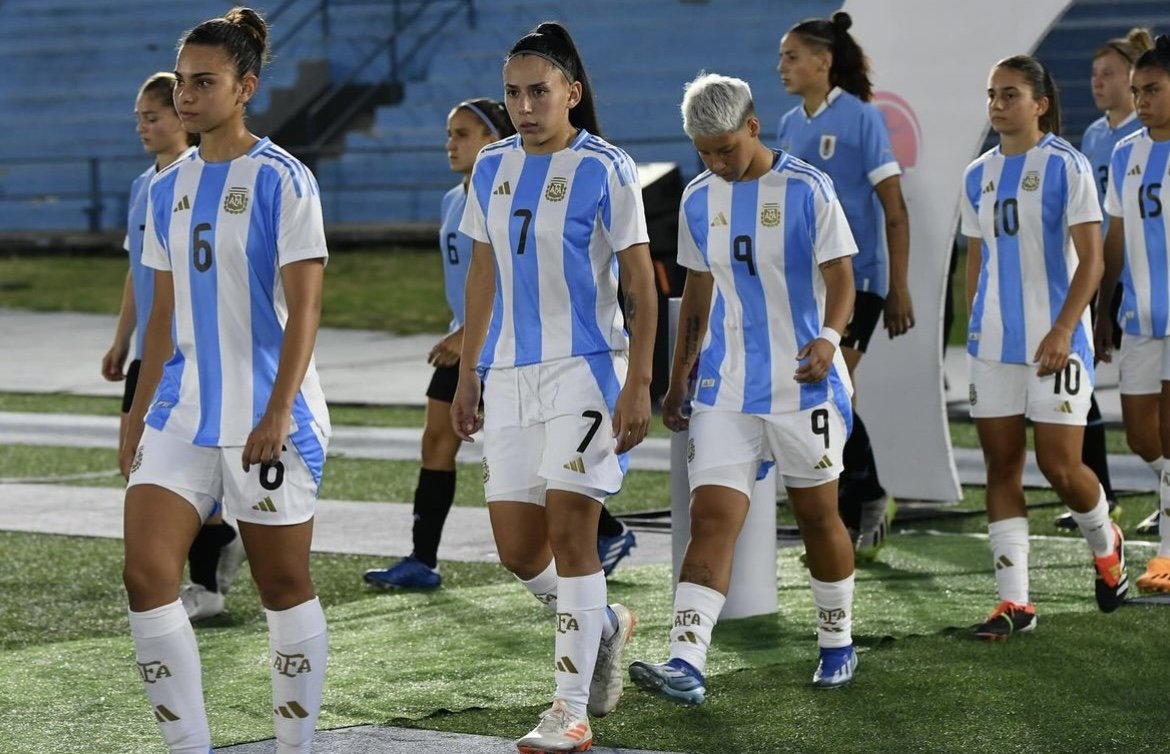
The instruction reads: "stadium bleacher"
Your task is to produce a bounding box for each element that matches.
[0,0,1167,232]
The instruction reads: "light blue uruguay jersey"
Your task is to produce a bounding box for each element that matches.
[460,130,649,372]
[1104,128,1170,337]
[1081,112,1141,235]
[776,87,901,296]
[439,183,473,329]
[679,151,857,417]
[141,138,331,460]
[961,133,1102,368]
[124,162,160,360]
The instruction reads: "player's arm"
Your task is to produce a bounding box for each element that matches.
[120,270,174,479]
[452,240,495,441]
[795,257,855,383]
[614,242,657,452]
[662,269,713,432]
[102,270,136,381]
[874,175,914,338]
[1034,221,1103,376]
[243,258,325,470]
[1095,217,1125,362]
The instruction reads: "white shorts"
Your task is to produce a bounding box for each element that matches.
[687,403,849,495]
[481,353,628,504]
[1118,333,1170,395]
[128,425,327,525]
[967,354,1093,425]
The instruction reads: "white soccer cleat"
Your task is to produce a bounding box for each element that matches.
[180,583,225,622]
[515,698,592,754]
[587,603,636,717]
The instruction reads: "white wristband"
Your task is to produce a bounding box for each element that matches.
[818,326,841,349]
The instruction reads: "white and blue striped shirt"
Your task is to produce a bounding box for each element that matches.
[679,151,856,417]
[961,133,1102,368]
[1105,128,1170,338]
[141,138,330,477]
[1081,112,1141,236]
[460,130,649,373]
[124,163,159,360]
[439,183,473,329]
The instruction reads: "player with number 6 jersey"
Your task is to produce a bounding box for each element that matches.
[627,73,861,701]
[961,54,1126,644]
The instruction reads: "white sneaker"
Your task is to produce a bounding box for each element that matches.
[587,603,635,717]
[180,583,225,622]
[515,699,592,754]
[215,529,247,595]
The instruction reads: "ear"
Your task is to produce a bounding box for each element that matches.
[567,80,583,109]
[747,116,760,138]
[237,73,258,106]
[1035,95,1050,120]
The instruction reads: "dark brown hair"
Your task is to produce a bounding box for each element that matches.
[506,21,601,136]
[138,72,199,146]
[995,55,1061,135]
[1135,34,1170,78]
[180,6,268,79]
[787,11,873,102]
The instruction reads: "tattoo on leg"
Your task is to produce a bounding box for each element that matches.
[680,562,715,588]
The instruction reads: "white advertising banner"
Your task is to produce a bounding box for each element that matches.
[841,0,1073,501]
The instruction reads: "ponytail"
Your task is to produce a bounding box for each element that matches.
[506,21,602,136]
[787,11,873,101]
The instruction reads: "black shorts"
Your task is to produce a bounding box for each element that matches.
[840,291,884,353]
[121,359,142,413]
[426,362,460,403]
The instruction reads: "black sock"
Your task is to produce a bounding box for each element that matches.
[839,412,886,526]
[187,522,236,592]
[597,507,624,538]
[411,468,456,569]
[1082,396,1114,501]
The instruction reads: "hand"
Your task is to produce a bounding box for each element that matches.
[794,338,836,383]
[428,330,463,368]
[1094,316,1115,364]
[451,375,483,442]
[883,285,915,338]
[1033,325,1072,377]
[612,384,650,453]
[242,410,290,472]
[661,382,691,433]
[119,417,145,481]
[101,342,129,381]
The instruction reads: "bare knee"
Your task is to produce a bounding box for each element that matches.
[792,503,839,533]
[420,423,460,468]
[123,558,181,610]
[251,568,314,611]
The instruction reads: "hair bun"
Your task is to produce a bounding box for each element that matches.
[830,11,852,32]
[1157,34,1170,53]
[224,6,268,48]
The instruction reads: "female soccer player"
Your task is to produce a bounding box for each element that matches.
[104,73,245,623]
[120,8,330,752]
[1055,27,1154,531]
[450,21,655,753]
[1096,35,1170,592]
[363,99,635,591]
[777,11,913,555]
[961,54,1127,640]
[627,73,859,702]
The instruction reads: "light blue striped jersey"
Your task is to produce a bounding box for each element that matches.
[124,162,160,359]
[1104,128,1170,337]
[679,150,857,417]
[960,133,1102,367]
[439,183,472,329]
[141,137,331,456]
[776,87,901,296]
[1081,112,1141,235]
[460,130,649,371]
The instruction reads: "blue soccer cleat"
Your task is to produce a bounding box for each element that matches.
[363,554,441,590]
[812,645,858,689]
[598,524,637,577]
[628,657,707,705]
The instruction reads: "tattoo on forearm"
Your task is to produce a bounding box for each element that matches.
[625,292,637,328]
[683,315,701,363]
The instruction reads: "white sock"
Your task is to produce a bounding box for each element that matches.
[1068,486,1115,557]
[1148,458,1164,479]
[128,599,210,754]
[669,582,725,674]
[1160,458,1170,558]
[553,572,606,716]
[518,560,558,612]
[809,574,855,649]
[988,517,1030,605]
[267,597,328,754]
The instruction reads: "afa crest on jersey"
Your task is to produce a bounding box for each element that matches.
[760,202,781,228]
[819,134,837,159]
[1021,171,1041,192]
[544,177,568,202]
[223,185,250,214]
